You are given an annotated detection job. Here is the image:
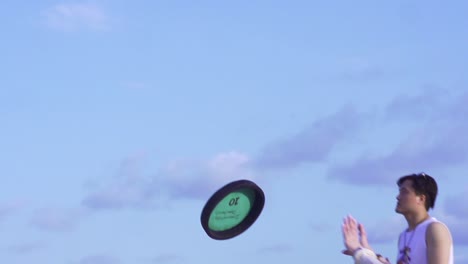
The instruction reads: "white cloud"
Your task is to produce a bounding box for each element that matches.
[42,3,109,32]
[162,151,255,199]
[82,151,257,210]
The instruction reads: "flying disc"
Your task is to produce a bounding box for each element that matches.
[200,179,265,240]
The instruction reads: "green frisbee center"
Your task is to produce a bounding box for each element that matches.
[208,188,255,231]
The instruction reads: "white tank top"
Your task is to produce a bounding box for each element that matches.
[397,217,453,264]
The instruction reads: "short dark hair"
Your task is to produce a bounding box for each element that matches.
[397,172,438,211]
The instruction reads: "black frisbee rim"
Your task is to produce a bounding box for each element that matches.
[200,179,265,240]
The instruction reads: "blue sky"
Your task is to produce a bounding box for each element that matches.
[1,0,468,263]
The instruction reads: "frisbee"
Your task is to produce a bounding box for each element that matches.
[200,179,265,240]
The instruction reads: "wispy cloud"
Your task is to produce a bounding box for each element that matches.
[82,151,256,210]
[444,189,468,218]
[253,105,367,170]
[339,192,468,249]
[121,81,151,90]
[446,218,468,245]
[455,254,468,264]
[42,3,109,32]
[256,244,293,254]
[365,216,406,244]
[30,207,89,232]
[159,151,255,200]
[327,124,468,184]
[0,200,24,221]
[355,211,466,248]
[79,254,121,264]
[309,221,333,233]
[7,241,46,254]
[383,86,447,121]
[328,89,468,185]
[81,88,467,211]
[336,57,386,82]
[151,253,184,263]
[440,189,468,245]
[82,152,156,210]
